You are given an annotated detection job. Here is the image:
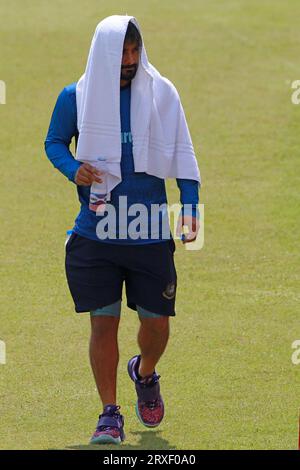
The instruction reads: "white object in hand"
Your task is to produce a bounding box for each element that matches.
[89,158,109,213]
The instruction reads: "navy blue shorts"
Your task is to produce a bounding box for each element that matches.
[65,233,177,317]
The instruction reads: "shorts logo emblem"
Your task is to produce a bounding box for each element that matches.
[162,282,176,300]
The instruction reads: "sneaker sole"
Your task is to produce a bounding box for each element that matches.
[90,435,122,445]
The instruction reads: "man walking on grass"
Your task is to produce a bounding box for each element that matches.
[45,15,201,445]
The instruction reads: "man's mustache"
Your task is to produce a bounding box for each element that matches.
[121,64,138,70]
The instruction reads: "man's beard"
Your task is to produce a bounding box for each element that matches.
[120,64,138,81]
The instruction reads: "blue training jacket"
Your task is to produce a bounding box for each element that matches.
[44,81,200,244]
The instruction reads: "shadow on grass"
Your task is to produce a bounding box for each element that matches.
[65,430,177,451]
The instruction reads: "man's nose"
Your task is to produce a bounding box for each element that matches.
[124,52,135,65]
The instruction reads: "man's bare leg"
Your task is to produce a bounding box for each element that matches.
[89,315,120,407]
[137,316,170,378]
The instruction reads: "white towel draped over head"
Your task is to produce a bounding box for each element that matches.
[75,15,201,198]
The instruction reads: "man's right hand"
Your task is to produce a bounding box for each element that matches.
[75,163,103,186]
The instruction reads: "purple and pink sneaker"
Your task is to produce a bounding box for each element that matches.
[127,355,164,428]
[90,405,125,445]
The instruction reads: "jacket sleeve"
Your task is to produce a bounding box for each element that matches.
[44,88,82,184]
[176,178,200,218]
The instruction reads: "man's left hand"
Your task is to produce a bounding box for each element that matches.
[176,214,200,244]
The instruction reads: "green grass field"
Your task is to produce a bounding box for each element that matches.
[0,0,299,450]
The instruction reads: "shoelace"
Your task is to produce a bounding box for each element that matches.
[139,373,161,387]
[139,374,162,410]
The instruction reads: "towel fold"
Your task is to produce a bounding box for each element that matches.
[75,15,201,206]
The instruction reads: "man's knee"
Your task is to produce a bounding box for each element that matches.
[140,316,170,335]
[90,315,120,337]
